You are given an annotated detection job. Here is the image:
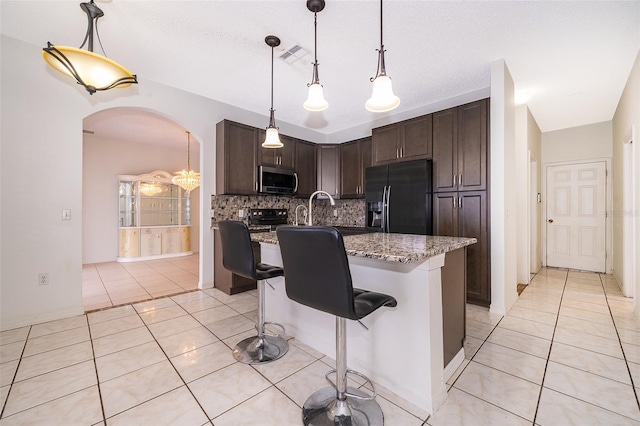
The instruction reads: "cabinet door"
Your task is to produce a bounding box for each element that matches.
[458,99,487,191]
[340,141,360,198]
[432,108,457,192]
[295,140,317,198]
[258,133,295,168]
[459,191,490,306]
[401,115,432,161]
[372,124,400,165]
[217,121,258,194]
[432,192,458,237]
[317,145,340,198]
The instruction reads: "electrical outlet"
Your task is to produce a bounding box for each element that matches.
[238,209,244,218]
[333,209,338,217]
[38,273,49,286]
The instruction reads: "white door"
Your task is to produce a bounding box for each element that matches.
[546,161,606,272]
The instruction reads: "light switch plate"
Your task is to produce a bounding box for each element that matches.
[62,209,71,220]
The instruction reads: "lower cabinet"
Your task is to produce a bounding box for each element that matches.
[434,191,490,306]
[214,229,260,295]
[118,226,191,261]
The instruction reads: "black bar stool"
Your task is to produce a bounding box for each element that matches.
[276,225,397,426]
[217,220,289,364]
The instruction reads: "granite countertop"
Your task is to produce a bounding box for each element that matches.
[250,231,476,264]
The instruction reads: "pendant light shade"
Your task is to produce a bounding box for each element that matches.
[172,131,200,194]
[366,0,400,112]
[263,35,284,149]
[42,1,137,95]
[303,0,328,112]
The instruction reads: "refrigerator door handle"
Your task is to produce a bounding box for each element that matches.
[386,185,391,233]
[381,185,387,232]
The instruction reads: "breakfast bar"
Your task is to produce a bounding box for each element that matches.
[250,231,476,414]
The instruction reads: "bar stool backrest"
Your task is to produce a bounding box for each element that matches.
[276,226,359,320]
[218,220,257,281]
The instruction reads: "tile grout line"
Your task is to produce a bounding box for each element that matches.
[0,325,32,420]
[599,272,640,415]
[86,314,108,425]
[531,269,568,424]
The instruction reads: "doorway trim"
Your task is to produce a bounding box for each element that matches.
[541,157,612,274]
[622,126,636,297]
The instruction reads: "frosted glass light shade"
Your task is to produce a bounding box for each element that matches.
[365,75,400,112]
[303,83,328,111]
[262,127,283,148]
[42,45,136,92]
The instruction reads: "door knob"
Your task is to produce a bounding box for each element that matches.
[548,219,554,223]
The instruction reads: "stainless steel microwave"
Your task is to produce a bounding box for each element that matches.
[259,166,298,195]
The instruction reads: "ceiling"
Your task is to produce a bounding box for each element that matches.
[2,1,639,149]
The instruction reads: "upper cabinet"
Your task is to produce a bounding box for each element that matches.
[295,139,317,198]
[340,137,371,198]
[216,120,259,195]
[317,144,340,199]
[432,99,487,192]
[372,115,432,165]
[258,130,296,168]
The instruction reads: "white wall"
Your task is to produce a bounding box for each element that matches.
[0,35,325,330]
[541,121,612,164]
[515,105,542,284]
[490,59,518,315]
[83,134,201,264]
[612,51,640,308]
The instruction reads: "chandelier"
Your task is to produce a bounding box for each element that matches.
[42,1,137,95]
[139,182,163,197]
[172,131,200,194]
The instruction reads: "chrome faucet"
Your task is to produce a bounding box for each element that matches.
[308,190,336,226]
[294,204,308,226]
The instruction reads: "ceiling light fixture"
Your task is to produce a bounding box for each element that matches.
[42,0,137,95]
[172,131,200,194]
[365,0,400,112]
[303,0,328,112]
[263,35,284,149]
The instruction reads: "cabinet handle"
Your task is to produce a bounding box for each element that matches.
[396,148,399,159]
[459,197,462,209]
[400,147,404,158]
[453,197,457,208]
[453,174,457,186]
[255,181,258,191]
[459,174,462,187]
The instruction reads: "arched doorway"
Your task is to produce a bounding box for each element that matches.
[81,107,201,310]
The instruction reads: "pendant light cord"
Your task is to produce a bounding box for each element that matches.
[186,131,191,170]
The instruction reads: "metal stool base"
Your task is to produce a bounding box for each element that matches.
[302,386,383,426]
[232,335,289,364]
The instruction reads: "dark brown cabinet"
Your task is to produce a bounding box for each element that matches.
[340,137,371,198]
[433,99,487,193]
[434,191,490,306]
[441,248,466,367]
[214,229,259,294]
[258,131,296,168]
[295,139,317,198]
[216,120,259,195]
[372,115,432,165]
[317,144,340,198]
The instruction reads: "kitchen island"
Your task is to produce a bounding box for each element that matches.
[250,231,476,414]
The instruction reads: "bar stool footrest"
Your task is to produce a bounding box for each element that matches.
[324,369,378,401]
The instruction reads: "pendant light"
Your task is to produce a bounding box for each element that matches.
[365,0,400,112]
[172,131,200,194]
[263,36,284,149]
[303,0,328,112]
[42,0,137,95]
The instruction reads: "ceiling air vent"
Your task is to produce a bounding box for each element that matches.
[279,44,312,65]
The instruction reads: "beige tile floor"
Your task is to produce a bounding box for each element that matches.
[1,268,639,425]
[82,255,200,311]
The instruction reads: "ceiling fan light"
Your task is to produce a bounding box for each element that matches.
[366,75,400,112]
[262,127,284,148]
[303,83,328,111]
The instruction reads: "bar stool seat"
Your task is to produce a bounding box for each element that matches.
[277,225,397,426]
[217,220,289,364]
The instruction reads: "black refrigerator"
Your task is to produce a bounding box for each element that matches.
[365,159,432,235]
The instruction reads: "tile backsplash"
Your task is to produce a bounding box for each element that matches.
[211,195,365,227]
